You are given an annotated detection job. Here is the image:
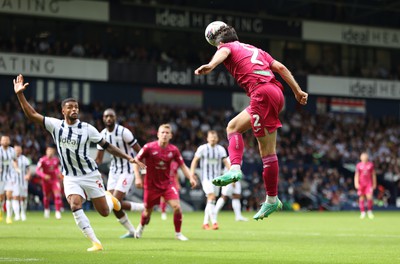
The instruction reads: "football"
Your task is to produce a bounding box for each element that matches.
[204,21,227,46]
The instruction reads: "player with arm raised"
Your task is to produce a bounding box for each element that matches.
[36,145,63,219]
[354,152,377,219]
[195,22,308,220]
[95,108,144,238]
[190,130,230,230]
[133,124,197,241]
[13,74,145,252]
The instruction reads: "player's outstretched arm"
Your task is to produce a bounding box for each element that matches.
[100,139,146,170]
[194,47,230,75]
[14,74,44,125]
[271,61,308,105]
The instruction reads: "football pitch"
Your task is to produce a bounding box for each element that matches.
[1,211,399,264]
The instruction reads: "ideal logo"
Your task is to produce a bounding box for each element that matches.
[156,9,189,28]
[342,27,369,45]
[157,66,191,85]
[60,137,78,149]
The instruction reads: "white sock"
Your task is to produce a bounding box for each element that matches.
[232,199,242,219]
[73,209,101,244]
[215,198,225,214]
[6,200,12,218]
[12,200,20,219]
[267,195,277,204]
[207,201,217,224]
[230,164,241,171]
[118,214,135,234]
[203,204,209,225]
[20,200,27,216]
[129,202,145,211]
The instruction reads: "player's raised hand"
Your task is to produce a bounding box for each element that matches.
[13,74,29,94]
[296,91,308,105]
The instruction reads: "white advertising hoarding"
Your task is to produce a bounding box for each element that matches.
[0,0,109,21]
[303,21,400,49]
[308,75,400,100]
[0,52,108,81]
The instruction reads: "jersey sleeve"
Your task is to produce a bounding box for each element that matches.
[136,144,149,161]
[194,145,204,158]
[262,50,275,66]
[123,128,137,147]
[87,124,103,144]
[43,117,61,134]
[174,147,185,166]
[96,129,106,150]
[219,146,228,159]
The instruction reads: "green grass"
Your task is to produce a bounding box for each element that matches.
[1,210,399,264]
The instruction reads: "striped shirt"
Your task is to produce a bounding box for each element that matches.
[16,155,30,187]
[0,146,17,182]
[44,117,102,177]
[97,125,138,174]
[194,143,227,181]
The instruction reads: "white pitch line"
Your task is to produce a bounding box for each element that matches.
[0,258,41,262]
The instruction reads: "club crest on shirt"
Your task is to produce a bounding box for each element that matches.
[168,152,173,158]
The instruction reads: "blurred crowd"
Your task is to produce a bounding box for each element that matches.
[1,99,399,211]
[2,31,400,80]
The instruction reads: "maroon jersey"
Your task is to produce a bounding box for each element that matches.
[136,141,184,190]
[220,41,284,95]
[36,156,61,182]
[356,161,374,186]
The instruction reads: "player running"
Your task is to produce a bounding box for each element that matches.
[95,108,144,238]
[14,74,145,252]
[36,145,63,219]
[133,124,197,241]
[195,22,308,220]
[190,130,230,230]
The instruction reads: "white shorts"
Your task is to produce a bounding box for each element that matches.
[202,180,220,196]
[63,171,105,200]
[4,181,16,193]
[221,181,242,198]
[18,185,28,198]
[107,171,134,193]
[0,181,4,194]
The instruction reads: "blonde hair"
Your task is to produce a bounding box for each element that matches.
[158,123,172,130]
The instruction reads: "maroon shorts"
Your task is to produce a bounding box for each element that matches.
[358,185,373,196]
[42,180,61,196]
[246,83,284,137]
[144,185,180,209]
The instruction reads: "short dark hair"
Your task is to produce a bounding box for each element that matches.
[61,98,78,108]
[215,25,239,44]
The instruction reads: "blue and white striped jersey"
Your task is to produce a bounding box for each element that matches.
[16,155,30,187]
[97,125,138,174]
[194,143,227,181]
[44,117,103,177]
[0,146,17,182]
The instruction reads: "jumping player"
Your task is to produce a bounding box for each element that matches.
[195,22,308,220]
